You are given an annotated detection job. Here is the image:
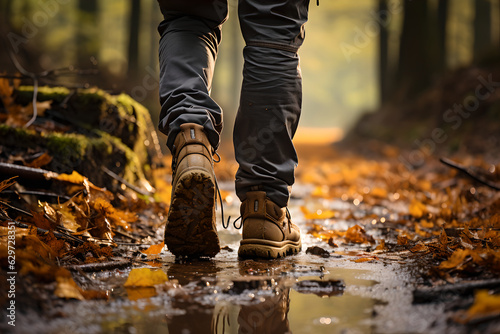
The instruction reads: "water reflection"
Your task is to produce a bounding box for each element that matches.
[158,258,377,334]
[99,257,379,333]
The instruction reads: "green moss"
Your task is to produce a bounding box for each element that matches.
[6,85,157,189]
[0,124,38,145]
[16,86,70,104]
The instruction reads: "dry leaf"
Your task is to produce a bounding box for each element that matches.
[409,199,427,218]
[439,249,471,270]
[54,276,85,300]
[25,152,53,168]
[142,242,165,255]
[124,268,168,287]
[345,225,374,244]
[459,290,500,323]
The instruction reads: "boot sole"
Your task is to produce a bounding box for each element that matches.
[165,169,220,257]
[238,239,301,259]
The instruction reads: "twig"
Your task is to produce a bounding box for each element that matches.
[1,190,71,201]
[113,228,142,242]
[0,215,84,246]
[440,157,500,191]
[413,278,500,304]
[0,201,33,217]
[65,260,131,272]
[101,166,154,196]
[0,161,58,181]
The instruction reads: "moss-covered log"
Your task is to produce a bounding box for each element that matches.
[1,86,161,193]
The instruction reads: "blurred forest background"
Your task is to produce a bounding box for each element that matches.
[1,0,499,146]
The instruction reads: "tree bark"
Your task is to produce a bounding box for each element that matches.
[395,0,431,101]
[435,0,448,73]
[127,0,142,80]
[378,0,390,105]
[77,0,98,66]
[473,0,492,62]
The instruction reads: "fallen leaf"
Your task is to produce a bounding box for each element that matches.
[439,249,471,270]
[459,290,500,323]
[54,270,84,300]
[345,225,374,244]
[142,242,165,255]
[410,242,428,253]
[409,199,427,218]
[25,152,53,168]
[0,176,17,193]
[124,268,168,287]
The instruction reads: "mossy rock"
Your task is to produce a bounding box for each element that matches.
[2,86,161,193]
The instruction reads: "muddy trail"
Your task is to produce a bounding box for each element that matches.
[1,140,500,334]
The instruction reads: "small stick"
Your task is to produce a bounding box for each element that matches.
[440,157,500,191]
[65,260,131,272]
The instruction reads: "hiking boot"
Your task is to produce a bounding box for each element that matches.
[238,191,301,259]
[164,123,220,257]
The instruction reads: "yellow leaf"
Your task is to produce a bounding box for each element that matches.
[54,276,84,300]
[439,249,471,270]
[464,290,500,321]
[409,199,427,218]
[142,242,165,255]
[124,268,168,287]
[55,171,86,184]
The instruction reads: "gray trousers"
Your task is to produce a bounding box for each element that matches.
[157,0,310,207]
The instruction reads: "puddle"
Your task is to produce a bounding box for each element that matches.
[66,259,381,334]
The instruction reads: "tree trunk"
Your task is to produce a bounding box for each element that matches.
[127,0,142,80]
[378,0,390,105]
[435,0,448,73]
[395,0,431,101]
[473,0,492,62]
[77,0,98,66]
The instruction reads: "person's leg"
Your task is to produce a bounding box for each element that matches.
[157,0,227,151]
[235,0,309,258]
[157,0,228,257]
[235,0,310,208]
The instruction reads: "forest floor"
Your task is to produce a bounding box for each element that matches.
[1,138,500,334]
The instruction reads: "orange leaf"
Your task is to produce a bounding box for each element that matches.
[410,242,428,253]
[0,176,17,193]
[142,242,165,255]
[439,249,471,270]
[25,152,53,168]
[345,225,374,244]
[460,290,500,323]
[409,199,427,218]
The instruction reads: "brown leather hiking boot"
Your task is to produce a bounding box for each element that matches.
[164,123,220,257]
[238,191,301,259]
